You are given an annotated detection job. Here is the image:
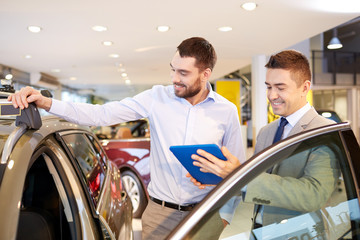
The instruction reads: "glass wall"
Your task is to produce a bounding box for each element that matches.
[313,89,348,121]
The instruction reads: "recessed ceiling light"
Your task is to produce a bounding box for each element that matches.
[218,26,233,32]
[5,73,13,80]
[102,41,113,46]
[121,73,128,77]
[157,25,170,32]
[69,77,77,81]
[92,25,107,32]
[109,54,120,58]
[27,25,42,33]
[125,79,131,85]
[241,2,257,11]
[23,55,32,59]
[51,69,61,73]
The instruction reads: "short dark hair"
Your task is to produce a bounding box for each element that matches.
[265,50,311,86]
[177,37,217,71]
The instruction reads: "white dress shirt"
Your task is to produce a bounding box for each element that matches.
[49,83,246,206]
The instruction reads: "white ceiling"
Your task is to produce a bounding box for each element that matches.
[0,0,359,100]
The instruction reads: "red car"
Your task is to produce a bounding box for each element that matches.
[93,119,150,218]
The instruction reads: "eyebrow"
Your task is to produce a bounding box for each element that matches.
[265,82,287,87]
[170,63,191,74]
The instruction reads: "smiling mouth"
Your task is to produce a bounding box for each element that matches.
[174,83,186,89]
[271,101,283,106]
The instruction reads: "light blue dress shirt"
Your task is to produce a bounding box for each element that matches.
[49,83,246,207]
[282,102,311,139]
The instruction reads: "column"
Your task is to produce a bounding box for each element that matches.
[251,55,268,148]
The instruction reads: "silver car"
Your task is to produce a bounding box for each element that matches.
[169,122,360,239]
[0,95,133,240]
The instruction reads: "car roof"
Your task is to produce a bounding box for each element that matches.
[0,111,91,165]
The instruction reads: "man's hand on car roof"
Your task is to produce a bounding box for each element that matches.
[8,86,52,111]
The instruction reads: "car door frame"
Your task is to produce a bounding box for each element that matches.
[168,122,360,239]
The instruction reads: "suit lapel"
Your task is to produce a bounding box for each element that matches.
[288,107,318,137]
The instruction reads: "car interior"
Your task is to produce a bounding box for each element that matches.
[115,127,133,139]
[17,153,72,240]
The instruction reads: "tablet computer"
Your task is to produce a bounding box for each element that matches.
[169,144,226,184]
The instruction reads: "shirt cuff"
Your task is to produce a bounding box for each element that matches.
[219,196,242,224]
[48,98,65,115]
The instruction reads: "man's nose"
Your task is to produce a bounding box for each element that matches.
[171,72,180,83]
[268,89,278,100]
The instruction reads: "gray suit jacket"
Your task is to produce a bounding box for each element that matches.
[244,107,339,225]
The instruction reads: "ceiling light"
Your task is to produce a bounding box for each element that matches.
[5,73,13,80]
[92,25,107,32]
[27,25,42,33]
[327,29,343,50]
[102,41,113,46]
[51,69,61,73]
[321,112,332,118]
[121,73,127,77]
[109,54,120,58]
[241,2,257,11]
[69,77,77,81]
[157,25,170,32]
[125,79,131,85]
[218,26,233,32]
[23,55,32,59]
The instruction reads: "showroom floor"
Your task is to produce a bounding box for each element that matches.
[133,219,142,240]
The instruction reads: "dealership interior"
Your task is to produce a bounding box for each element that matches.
[1,1,360,239]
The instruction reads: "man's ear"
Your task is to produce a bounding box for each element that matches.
[202,68,212,81]
[302,80,311,96]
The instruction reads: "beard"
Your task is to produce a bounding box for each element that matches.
[174,76,202,99]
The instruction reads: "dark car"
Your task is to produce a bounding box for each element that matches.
[169,122,360,239]
[93,119,150,218]
[317,109,342,123]
[0,94,133,240]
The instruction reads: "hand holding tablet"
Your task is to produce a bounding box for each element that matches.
[169,144,226,184]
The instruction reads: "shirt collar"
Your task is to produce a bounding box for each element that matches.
[205,81,216,102]
[283,103,311,127]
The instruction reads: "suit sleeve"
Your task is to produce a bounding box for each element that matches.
[244,144,339,212]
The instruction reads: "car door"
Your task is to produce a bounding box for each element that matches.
[168,123,360,240]
[59,131,133,240]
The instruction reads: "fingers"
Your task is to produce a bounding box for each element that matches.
[196,149,219,164]
[221,146,236,162]
[185,172,211,189]
[9,87,39,109]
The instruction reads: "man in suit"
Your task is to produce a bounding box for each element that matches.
[190,49,339,228]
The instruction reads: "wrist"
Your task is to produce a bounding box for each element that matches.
[43,98,52,111]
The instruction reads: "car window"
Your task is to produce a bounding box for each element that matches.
[18,150,78,239]
[174,130,360,239]
[92,118,149,139]
[62,133,106,206]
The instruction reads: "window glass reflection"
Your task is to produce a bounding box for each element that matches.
[186,131,360,240]
[62,133,106,206]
